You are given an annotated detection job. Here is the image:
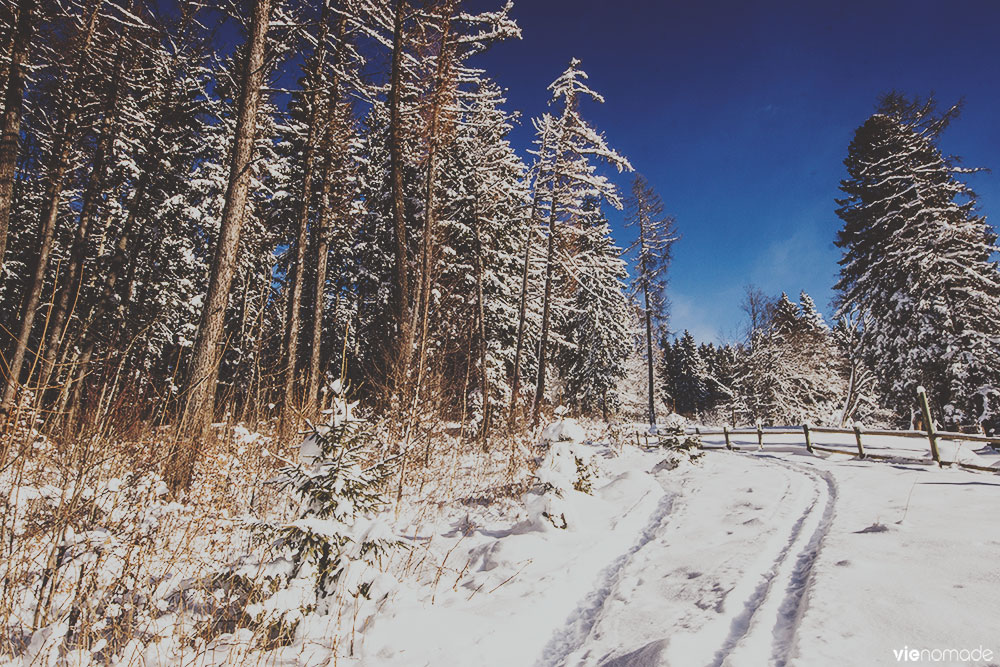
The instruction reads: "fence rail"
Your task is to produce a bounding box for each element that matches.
[634,389,999,474]
[631,422,998,475]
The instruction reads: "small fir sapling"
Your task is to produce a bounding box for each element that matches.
[264,385,401,609]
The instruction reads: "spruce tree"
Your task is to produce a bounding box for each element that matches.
[529,59,632,425]
[835,94,1000,428]
[560,201,631,418]
[625,175,677,432]
[737,293,846,425]
[669,331,711,417]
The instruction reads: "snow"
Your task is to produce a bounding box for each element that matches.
[541,417,586,444]
[335,431,1000,666]
[5,426,998,666]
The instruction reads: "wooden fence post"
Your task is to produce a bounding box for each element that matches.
[853,423,866,459]
[917,386,942,467]
[724,425,732,450]
[756,423,763,449]
[803,423,813,454]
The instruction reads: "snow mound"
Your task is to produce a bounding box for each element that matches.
[659,412,687,431]
[541,418,586,444]
[933,439,993,466]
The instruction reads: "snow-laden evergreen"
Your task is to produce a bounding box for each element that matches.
[835,94,1000,429]
[625,175,678,432]
[737,293,846,425]
[524,59,633,423]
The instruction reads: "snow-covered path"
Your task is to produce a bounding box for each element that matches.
[544,452,837,667]
[346,434,1000,667]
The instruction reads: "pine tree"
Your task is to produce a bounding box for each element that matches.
[272,389,399,602]
[799,291,829,335]
[175,0,275,479]
[1,0,103,414]
[835,93,1000,428]
[625,174,677,432]
[670,331,711,417]
[560,201,631,418]
[530,59,632,425]
[737,292,846,425]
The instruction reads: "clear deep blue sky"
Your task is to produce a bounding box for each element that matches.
[468,0,1000,343]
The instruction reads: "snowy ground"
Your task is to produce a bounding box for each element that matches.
[343,429,1000,667]
[9,425,997,666]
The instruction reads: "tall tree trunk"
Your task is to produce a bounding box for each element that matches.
[388,0,410,388]
[510,135,551,416]
[307,162,333,415]
[176,0,273,464]
[1,1,100,415]
[281,2,331,436]
[472,211,490,443]
[306,16,348,417]
[531,194,560,426]
[643,292,656,431]
[410,11,453,416]
[40,37,128,400]
[0,0,34,277]
[638,213,656,431]
[510,213,534,415]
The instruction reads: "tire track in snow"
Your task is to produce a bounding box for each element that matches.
[535,492,676,667]
[764,458,837,667]
[710,454,837,667]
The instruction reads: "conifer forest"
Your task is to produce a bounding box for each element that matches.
[1,2,999,665]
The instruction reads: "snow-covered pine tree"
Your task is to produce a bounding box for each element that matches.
[832,314,885,426]
[53,9,223,428]
[354,101,400,389]
[278,0,337,436]
[530,59,633,425]
[271,389,399,605]
[510,112,560,414]
[835,93,1000,429]
[434,79,528,435]
[1,0,108,414]
[798,291,829,335]
[625,174,678,432]
[377,0,520,409]
[667,331,712,417]
[559,200,631,419]
[737,292,846,425]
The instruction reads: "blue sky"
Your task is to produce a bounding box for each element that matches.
[470,0,1000,343]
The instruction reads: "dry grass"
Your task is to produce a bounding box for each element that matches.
[0,404,536,666]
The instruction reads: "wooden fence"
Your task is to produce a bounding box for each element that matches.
[639,390,999,475]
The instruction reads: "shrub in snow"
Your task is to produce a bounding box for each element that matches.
[540,416,586,445]
[528,420,601,528]
[643,421,704,469]
[259,395,400,633]
[648,418,701,451]
[660,412,688,431]
[657,429,702,452]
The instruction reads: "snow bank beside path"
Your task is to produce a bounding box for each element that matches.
[353,443,672,666]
